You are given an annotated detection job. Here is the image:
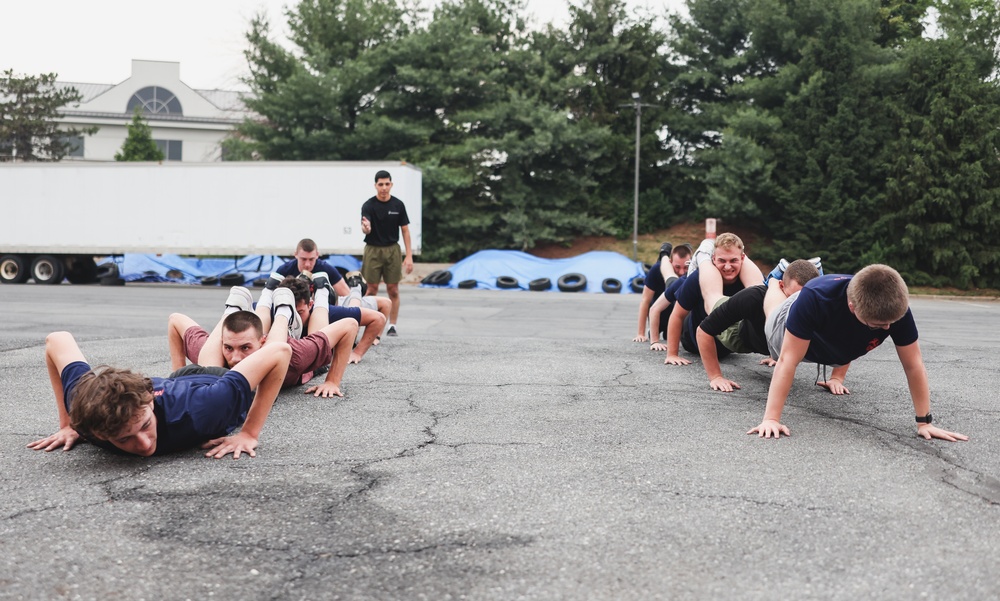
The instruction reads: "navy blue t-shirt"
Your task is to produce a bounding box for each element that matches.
[276,258,344,285]
[786,274,919,366]
[62,361,254,455]
[675,269,745,350]
[644,261,667,298]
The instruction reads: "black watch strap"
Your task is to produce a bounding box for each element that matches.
[915,413,933,424]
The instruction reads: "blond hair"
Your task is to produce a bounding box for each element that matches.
[847,264,909,323]
[714,233,745,253]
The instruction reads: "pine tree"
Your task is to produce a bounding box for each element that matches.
[0,70,97,161]
[115,109,165,162]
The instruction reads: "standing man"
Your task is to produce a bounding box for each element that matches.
[360,170,413,336]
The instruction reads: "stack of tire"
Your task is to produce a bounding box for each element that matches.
[421,270,453,286]
[96,263,125,286]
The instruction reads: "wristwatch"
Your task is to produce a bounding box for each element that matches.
[915,413,933,424]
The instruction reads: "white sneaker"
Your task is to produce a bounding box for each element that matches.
[272,287,303,339]
[688,239,716,274]
[225,286,254,312]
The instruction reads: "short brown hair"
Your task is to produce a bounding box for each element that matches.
[279,276,312,306]
[847,264,910,323]
[296,238,317,253]
[223,311,263,339]
[784,259,820,287]
[714,233,745,253]
[69,366,153,440]
[671,244,693,259]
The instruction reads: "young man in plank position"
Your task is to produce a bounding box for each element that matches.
[633,241,692,343]
[749,263,967,442]
[28,329,290,459]
[697,259,824,392]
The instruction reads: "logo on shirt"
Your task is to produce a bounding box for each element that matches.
[153,389,164,397]
[866,337,882,352]
[387,211,400,215]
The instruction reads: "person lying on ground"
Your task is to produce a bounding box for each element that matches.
[28,330,290,459]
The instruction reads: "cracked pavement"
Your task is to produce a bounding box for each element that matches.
[1,284,999,600]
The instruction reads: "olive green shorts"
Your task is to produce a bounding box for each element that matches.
[713,297,753,354]
[362,244,403,285]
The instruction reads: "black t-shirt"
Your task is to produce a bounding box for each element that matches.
[699,284,769,355]
[361,195,410,247]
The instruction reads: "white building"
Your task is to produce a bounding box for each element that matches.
[56,59,250,162]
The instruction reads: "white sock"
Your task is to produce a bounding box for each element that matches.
[314,288,329,310]
[275,305,293,320]
[224,306,240,315]
[258,288,274,309]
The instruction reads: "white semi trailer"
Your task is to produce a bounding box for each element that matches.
[0,161,422,284]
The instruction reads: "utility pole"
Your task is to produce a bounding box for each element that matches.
[620,92,657,261]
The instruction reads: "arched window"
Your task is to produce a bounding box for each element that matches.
[126,86,182,115]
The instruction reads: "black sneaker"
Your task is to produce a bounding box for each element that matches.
[311,271,336,297]
[344,270,365,289]
[264,271,284,291]
[386,325,398,337]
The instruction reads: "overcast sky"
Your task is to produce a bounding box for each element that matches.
[2,0,685,90]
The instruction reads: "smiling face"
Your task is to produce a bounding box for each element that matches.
[104,403,158,456]
[712,247,745,284]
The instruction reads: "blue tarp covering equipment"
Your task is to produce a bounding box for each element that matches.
[424,249,646,294]
[98,254,362,284]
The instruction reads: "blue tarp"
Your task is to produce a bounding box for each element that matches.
[98,254,362,284]
[423,249,646,293]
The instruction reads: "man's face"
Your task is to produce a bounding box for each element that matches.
[222,327,263,367]
[295,249,319,274]
[712,247,745,284]
[375,177,393,201]
[105,403,157,456]
[295,301,311,328]
[670,254,689,277]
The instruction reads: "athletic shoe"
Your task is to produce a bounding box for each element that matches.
[386,325,398,337]
[225,286,254,312]
[272,288,302,339]
[658,242,673,261]
[764,258,789,286]
[688,238,716,274]
[311,271,335,296]
[264,271,284,291]
[297,269,313,283]
[344,270,365,289]
[808,257,823,276]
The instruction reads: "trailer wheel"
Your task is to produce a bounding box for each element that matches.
[0,254,29,284]
[31,255,65,285]
[66,258,99,284]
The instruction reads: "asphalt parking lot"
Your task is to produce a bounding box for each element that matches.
[1,283,998,600]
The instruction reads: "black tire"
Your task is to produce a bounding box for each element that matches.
[557,273,587,292]
[528,277,551,291]
[99,276,126,286]
[165,269,184,280]
[253,277,269,288]
[429,270,453,286]
[95,263,119,279]
[421,270,445,285]
[201,276,220,286]
[496,275,519,289]
[221,273,245,287]
[629,276,645,293]
[0,254,30,284]
[31,255,65,285]
[602,278,622,294]
[66,257,99,284]
[458,279,477,289]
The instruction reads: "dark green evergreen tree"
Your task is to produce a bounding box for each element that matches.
[115,109,165,161]
[0,70,97,161]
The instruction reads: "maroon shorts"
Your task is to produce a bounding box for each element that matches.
[286,331,333,388]
[183,326,210,365]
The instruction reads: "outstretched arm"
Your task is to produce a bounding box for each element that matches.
[27,332,86,452]
[896,341,968,442]
[748,330,808,438]
[203,341,291,459]
[634,287,654,342]
[648,293,670,350]
[697,327,738,392]
[664,305,691,365]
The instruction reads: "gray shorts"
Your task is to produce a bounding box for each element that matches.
[765,290,800,360]
[338,295,378,311]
